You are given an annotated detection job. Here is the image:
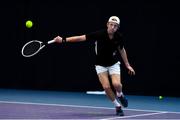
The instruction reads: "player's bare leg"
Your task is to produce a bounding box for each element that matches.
[111,74,122,95]
[98,72,124,116]
[111,74,128,108]
[98,72,115,101]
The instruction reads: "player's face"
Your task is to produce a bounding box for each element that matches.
[107,22,119,34]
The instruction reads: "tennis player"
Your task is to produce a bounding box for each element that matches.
[54,16,135,116]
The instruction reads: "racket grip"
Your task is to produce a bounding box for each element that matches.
[47,39,55,44]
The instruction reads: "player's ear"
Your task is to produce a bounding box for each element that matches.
[106,22,109,27]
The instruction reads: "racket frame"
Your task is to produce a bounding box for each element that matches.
[21,39,55,57]
[21,40,45,57]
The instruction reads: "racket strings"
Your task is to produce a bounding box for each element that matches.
[23,42,41,55]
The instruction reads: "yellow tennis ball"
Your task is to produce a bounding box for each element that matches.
[159,96,163,100]
[26,20,33,28]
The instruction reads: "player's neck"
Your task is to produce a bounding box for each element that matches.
[108,33,114,40]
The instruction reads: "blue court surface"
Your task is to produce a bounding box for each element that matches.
[0,88,180,119]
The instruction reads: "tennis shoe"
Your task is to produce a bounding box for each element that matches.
[116,106,124,116]
[118,95,128,108]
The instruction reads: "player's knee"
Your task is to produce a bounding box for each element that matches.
[102,85,111,91]
[113,82,122,89]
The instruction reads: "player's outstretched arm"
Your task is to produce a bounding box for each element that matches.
[54,35,86,43]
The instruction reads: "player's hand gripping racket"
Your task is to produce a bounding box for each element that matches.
[21,39,55,57]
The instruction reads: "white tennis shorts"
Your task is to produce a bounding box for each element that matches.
[95,61,121,75]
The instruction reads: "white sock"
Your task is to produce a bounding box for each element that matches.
[113,99,121,107]
[116,91,123,97]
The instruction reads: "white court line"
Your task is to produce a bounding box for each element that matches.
[100,112,167,120]
[0,100,114,109]
[125,108,180,113]
[0,100,180,114]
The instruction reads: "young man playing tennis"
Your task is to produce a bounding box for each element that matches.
[54,16,135,116]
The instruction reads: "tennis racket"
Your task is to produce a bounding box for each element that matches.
[21,39,55,57]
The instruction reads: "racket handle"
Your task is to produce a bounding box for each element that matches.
[47,39,55,44]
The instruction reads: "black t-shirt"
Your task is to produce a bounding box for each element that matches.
[86,29,124,67]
